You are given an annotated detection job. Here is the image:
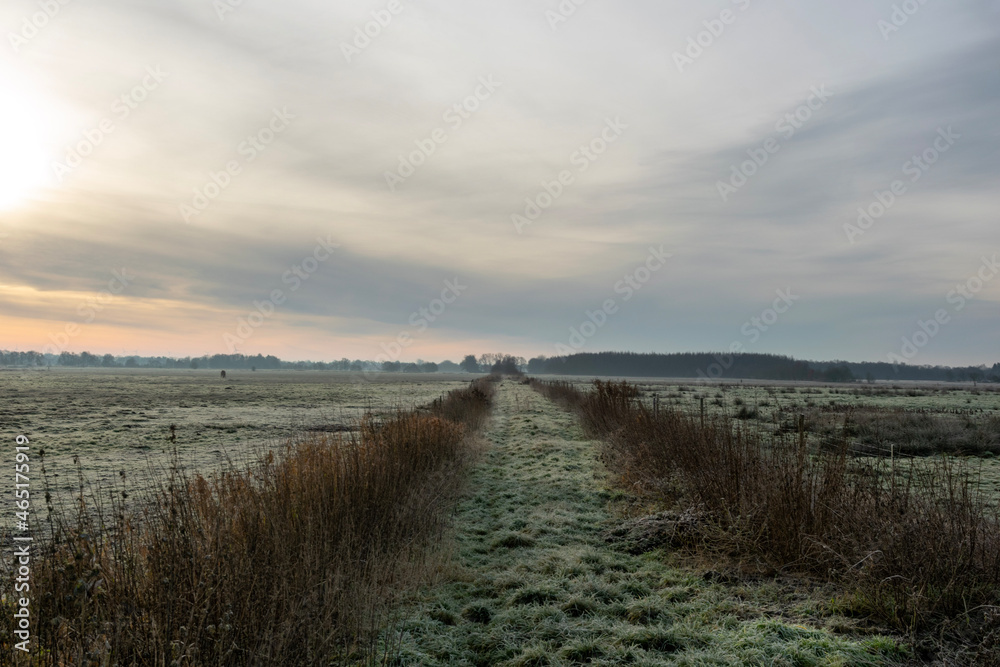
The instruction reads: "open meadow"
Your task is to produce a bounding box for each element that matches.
[0,368,470,516]
[4,370,997,530]
[3,371,999,664]
[7,2,1000,663]
[548,377,1000,506]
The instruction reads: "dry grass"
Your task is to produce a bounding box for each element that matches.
[528,379,585,412]
[793,406,1000,457]
[390,381,904,665]
[532,378,1000,658]
[3,378,496,666]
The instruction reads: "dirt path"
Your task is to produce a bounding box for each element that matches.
[385,381,901,666]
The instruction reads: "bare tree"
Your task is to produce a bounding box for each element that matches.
[478,353,503,369]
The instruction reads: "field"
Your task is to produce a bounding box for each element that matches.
[0,368,469,508]
[547,377,1000,506]
[383,382,905,666]
[546,376,1000,417]
[8,371,994,503]
[3,370,999,664]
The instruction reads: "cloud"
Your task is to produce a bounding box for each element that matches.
[1,0,998,363]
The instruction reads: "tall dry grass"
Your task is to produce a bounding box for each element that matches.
[533,379,1000,636]
[795,406,1000,457]
[4,377,495,666]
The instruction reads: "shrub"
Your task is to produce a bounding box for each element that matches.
[6,379,495,665]
[531,378,1000,632]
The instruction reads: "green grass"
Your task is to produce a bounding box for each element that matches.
[377,382,906,666]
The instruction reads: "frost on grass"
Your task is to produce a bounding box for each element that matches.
[382,382,904,666]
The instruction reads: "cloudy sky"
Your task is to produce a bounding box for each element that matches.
[1,0,998,365]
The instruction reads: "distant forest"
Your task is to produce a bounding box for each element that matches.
[0,351,454,374]
[527,352,1000,383]
[1,350,997,383]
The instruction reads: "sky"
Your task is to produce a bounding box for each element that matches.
[0,0,998,366]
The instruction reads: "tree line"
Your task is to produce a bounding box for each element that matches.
[525,352,1000,383]
[2,349,996,383]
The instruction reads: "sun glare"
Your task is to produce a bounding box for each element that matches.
[0,69,52,210]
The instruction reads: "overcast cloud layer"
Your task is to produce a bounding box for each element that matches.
[1,0,998,365]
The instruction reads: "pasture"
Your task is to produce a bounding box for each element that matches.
[549,377,1000,504]
[0,368,469,511]
[3,370,998,664]
[3,370,996,512]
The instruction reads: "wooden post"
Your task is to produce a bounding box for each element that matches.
[797,414,806,465]
[890,442,895,492]
[700,397,705,428]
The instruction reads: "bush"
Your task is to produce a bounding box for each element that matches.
[531,378,1000,632]
[6,379,495,665]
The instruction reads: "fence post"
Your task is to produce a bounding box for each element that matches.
[797,414,806,463]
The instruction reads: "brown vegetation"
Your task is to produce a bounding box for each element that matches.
[4,377,496,666]
[532,378,1000,659]
[784,406,1000,457]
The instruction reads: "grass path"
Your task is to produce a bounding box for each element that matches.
[384,381,904,666]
